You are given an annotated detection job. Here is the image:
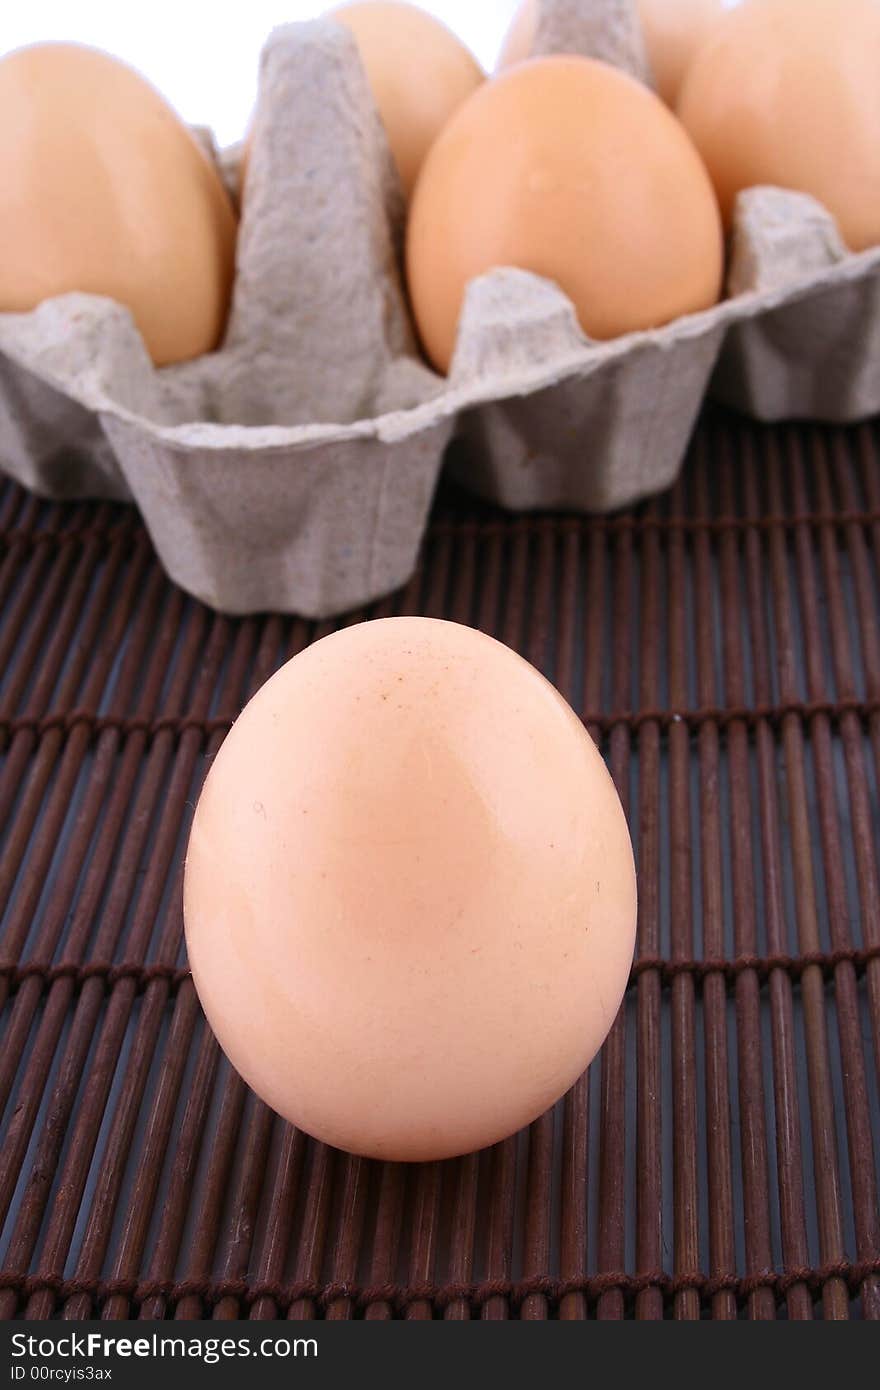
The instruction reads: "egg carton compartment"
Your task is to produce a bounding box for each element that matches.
[1,1,879,615]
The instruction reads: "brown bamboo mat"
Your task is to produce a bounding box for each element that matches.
[0,408,879,1321]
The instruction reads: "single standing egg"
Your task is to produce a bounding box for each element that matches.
[406,55,723,374]
[677,0,880,250]
[496,0,725,106]
[329,1,485,196]
[184,618,637,1163]
[0,43,237,366]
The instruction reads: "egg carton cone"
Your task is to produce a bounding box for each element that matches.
[1,4,879,617]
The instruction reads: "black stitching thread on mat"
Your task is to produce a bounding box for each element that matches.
[428,508,880,538]
[2,1260,878,1314]
[0,961,191,992]
[594,698,880,732]
[3,946,879,999]
[8,507,878,550]
[631,945,880,985]
[0,711,233,741]
[0,521,136,550]
[1,698,877,747]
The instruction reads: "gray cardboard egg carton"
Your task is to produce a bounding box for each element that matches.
[1,0,879,617]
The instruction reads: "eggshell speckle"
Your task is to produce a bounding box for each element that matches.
[406,55,724,374]
[678,0,880,251]
[184,618,637,1163]
[330,1,484,196]
[0,43,238,366]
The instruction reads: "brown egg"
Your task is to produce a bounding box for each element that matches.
[638,0,725,106]
[330,1,485,197]
[184,618,637,1163]
[677,0,880,251]
[497,0,724,106]
[407,55,723,374]
[496,0,539,71]
[0,43,237,366]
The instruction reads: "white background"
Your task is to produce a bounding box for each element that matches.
[1,1,524,145]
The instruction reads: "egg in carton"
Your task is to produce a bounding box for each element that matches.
[447,0,880,508]
[0,22,449,619]
[1,1,879,618]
